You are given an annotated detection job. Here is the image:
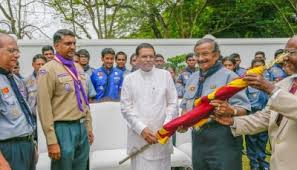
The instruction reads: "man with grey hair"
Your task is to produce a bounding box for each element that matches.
[180,38,251,170]
[0,33,36,170]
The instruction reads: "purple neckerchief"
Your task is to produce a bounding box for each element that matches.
[56,53,89,112]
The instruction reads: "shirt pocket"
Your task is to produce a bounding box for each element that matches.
[0,93,22,120]
[57,76,74,94]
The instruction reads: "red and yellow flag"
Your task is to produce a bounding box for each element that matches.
[157,66,265,144]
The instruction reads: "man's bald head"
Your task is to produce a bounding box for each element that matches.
[0,33,15,48]
[284,35,297,74]
[0,33,19,71]
[286,35,297,49]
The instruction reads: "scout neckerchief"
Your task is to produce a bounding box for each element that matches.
[194,61,223,99]
[0,67,35,128]
[54,54,89,112]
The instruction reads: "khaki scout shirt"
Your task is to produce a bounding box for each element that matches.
[37,60,92,145]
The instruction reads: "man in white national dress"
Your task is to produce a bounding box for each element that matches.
[121,43,178,170]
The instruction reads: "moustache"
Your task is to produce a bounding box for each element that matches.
[198,60,208,64]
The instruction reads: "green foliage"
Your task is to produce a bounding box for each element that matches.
[166,54,187,74]
[123,0,297,38]
[48,0,297,39]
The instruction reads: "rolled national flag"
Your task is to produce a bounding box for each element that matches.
[156,66,265,144]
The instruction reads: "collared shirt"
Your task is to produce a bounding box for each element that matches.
[91,66,124,101]
[268,64,287,82]
[25,72,38,116]
[82,65,96,98]
[83,65,94,77]
[0,73,33,140]
[181,67,251,112]
[37,60,92,145]
[235,67,247,77]
[121,67,178,160]
[116,66,131,77]
[246,87,269,112]
[176,67,196,98]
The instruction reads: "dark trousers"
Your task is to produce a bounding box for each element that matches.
[0,140,35,170]
[192,123,242,170]
[51,121,90,170]
[246,131,269,169]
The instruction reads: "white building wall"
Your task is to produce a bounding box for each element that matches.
[18,38,288,77]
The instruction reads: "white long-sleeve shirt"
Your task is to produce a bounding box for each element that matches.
[121,67,178,160]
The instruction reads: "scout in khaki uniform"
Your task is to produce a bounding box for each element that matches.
[37,29,93,170]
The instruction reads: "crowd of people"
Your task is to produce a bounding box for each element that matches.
[0,29,297,170]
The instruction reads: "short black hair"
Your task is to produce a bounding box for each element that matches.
[77,49,90,59]
[129,53,137,64]
[274,49,284,59]
[53,29,75,44]
[230,53,240,59]
[186,53,196,60]
[155,54,164,60]
[115,51,127,60]
[251,58,265,67]
[255,51,265,58]
[101,48,115,58]
[135,43,155,56]
[32,54,47,63]
[41,45,54,54]
[222,56,236,65]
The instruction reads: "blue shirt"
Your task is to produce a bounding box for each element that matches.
[91,66,123,101]
[181,67,251,112]
[267,64,287,82]
[235,67,247,77]
[246,87,269,112]
[176,67,196,98]
[24,72,38,117]
[0,74,33,140]
[116,66,131,77]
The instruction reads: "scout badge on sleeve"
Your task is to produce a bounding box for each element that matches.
[1,87,10,98]
[64,83,71,92]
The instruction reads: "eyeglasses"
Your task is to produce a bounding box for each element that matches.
[195,51,215,58]
[7,48,20,55]
[284,49,297,56]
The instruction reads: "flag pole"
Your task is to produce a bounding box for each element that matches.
[119,143,151,165]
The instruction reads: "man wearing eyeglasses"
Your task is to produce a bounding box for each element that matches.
[211,35,297,170]
[0,33,36,170]
[180,38,251,170]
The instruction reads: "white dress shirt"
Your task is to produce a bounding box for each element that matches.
[121,67,178,160]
